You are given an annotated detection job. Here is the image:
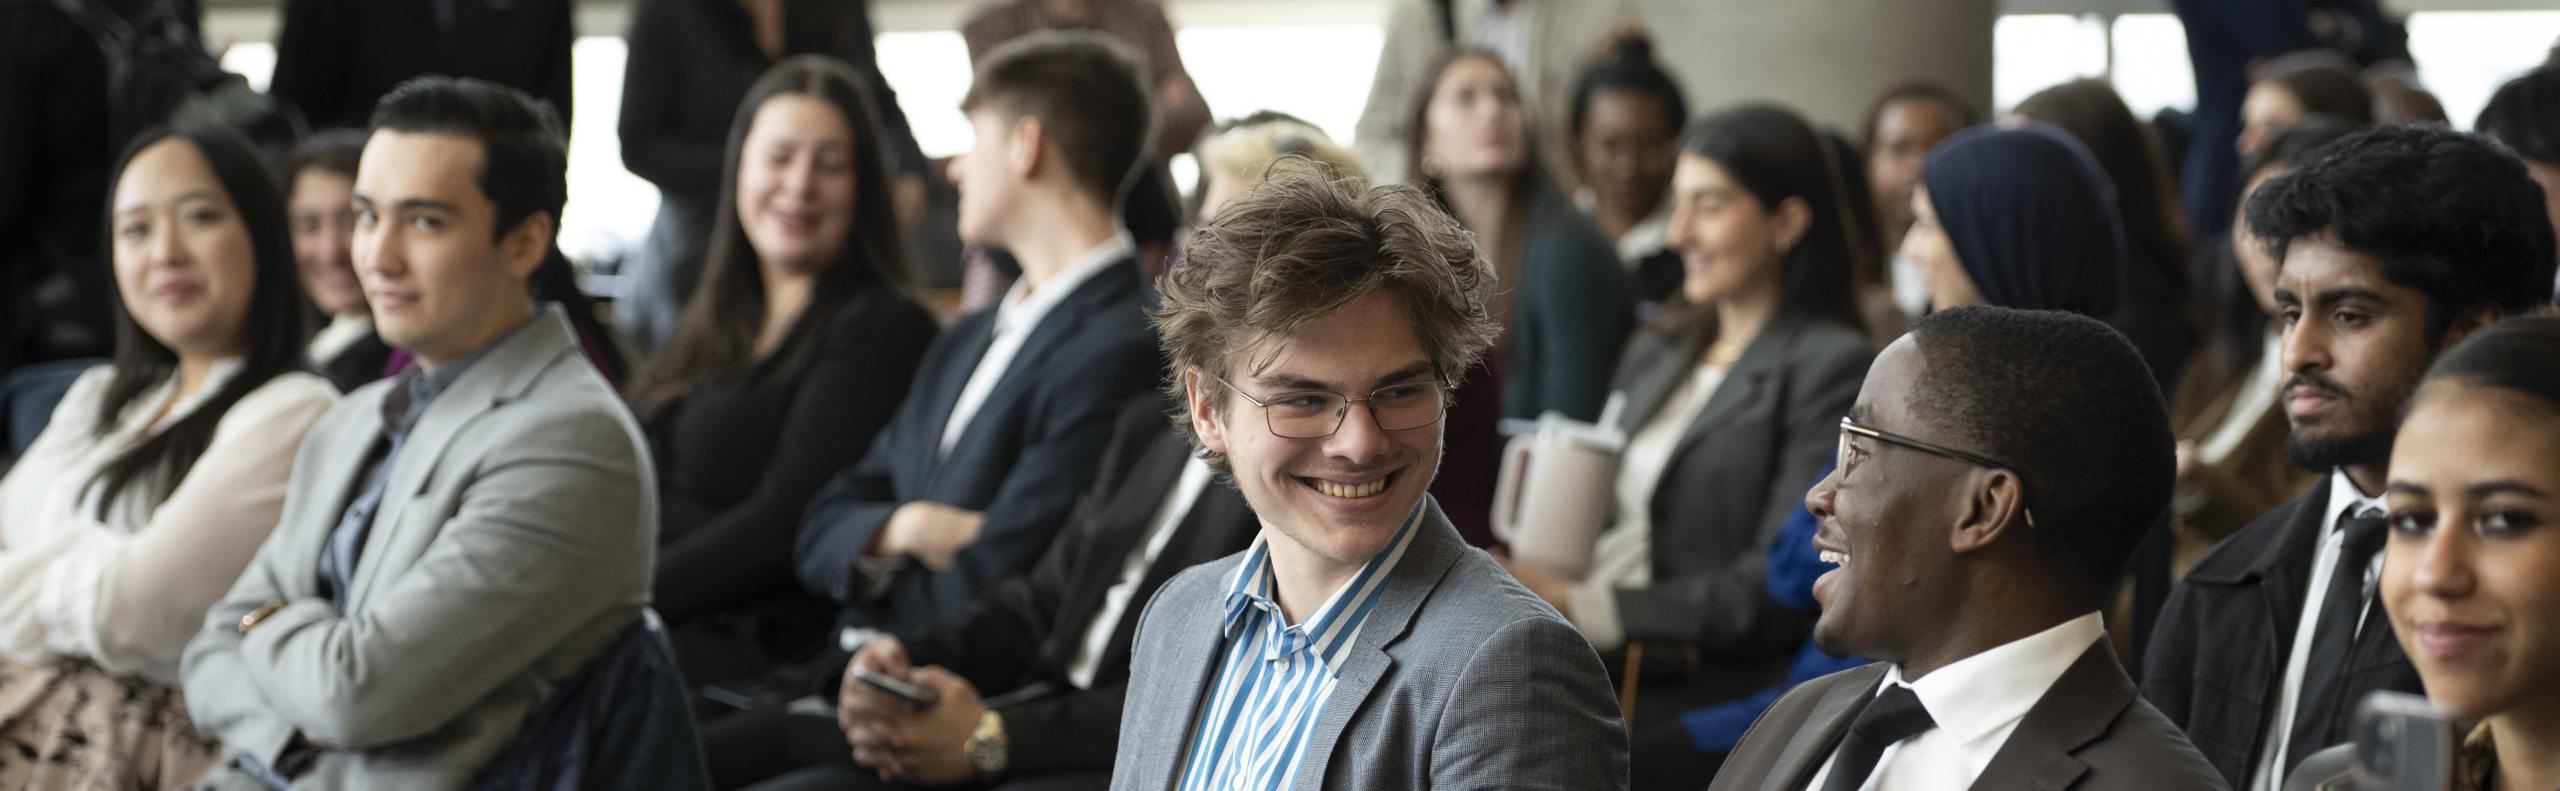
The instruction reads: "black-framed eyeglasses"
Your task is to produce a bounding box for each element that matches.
[1212,373,1446,440]
[1837,416,2035,527]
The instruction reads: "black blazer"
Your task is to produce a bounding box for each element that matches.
[900,395,1257,778]
[648,287,938,621]
[270,0,576,129]
[2142,476,2424,787]
[795,257,1162,639]
[319,330,395,393]
[1710,640,2230,791]
[1606,308,1869,661]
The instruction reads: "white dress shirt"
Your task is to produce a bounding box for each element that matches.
[937,233,1133,458]
[2248,469,2388,791]
[1803,612,2107,791]
[1567,362,1726,650]
[1064,456,1214,689]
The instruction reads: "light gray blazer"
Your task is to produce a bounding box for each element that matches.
[181,307,655,790]
[1110,498,1630,791]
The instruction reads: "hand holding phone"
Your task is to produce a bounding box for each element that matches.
[851,664,943,706]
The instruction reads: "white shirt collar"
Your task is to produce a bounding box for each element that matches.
[2324,468,2388,532]
[994,232,1133,334]
[1881,611,2105,748]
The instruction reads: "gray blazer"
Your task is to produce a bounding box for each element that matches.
[181,307,655,790]
[1707,640,2230,791]
[1606,308,1870,655]
[1110,497,1629,791]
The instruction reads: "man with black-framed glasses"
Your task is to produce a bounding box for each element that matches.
[1110,163,1627,791]
[1712,306,2227,791]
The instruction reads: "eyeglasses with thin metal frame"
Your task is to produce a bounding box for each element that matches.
[1837,416,2036,528]
[1210,373,1447,440]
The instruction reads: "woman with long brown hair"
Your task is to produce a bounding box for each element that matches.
[623,55,937,687]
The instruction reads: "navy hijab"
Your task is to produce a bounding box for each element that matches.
[1919,122,2125,316]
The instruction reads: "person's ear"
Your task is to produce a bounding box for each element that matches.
[2436,304,2505,350]
[1187,367,1230,457]
[497,211,554,282]
[1009,116,1045,184]
[1773,195,1814,253]
[1949,467,2028,555]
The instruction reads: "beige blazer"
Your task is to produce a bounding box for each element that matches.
[181,307,654,790]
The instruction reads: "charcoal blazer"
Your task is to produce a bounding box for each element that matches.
[1709,640,2229,791]
[795,257,1162,639]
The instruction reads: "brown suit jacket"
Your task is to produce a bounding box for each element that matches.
[1707,638,2231,791]
[2170,355,2314,565]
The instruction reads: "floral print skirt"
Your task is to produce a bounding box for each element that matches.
[0,654,221,791]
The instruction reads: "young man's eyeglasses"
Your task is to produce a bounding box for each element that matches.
[1837,416,2036,527]
[1212,373,1446,440]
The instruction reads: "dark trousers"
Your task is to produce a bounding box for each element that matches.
[750,766,1109,791]
[705,702,1111,791]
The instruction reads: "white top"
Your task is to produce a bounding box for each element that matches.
[1804,612,2108,791]
[2199,330,2285,465]
[0,362,337,682]
[1616,205,1672,274]
[1567,362,1726,651]
[938,233,1133,458]
[1066,456,1215,689]
[309,314,374,366]
[2248,469,2388,791]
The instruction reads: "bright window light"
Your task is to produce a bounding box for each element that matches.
[877,31,977,159]
[560,36,661,270]
[220,42,277,93]
[2407,11,2560,129]
[1176,25,1383,149]
[2110,14,2194,118]
[1995,14,2109,114]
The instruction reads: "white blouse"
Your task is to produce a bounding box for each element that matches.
[0,361,337,682]
[1568,360,1727,650]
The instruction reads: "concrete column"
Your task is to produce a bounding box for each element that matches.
[1632,0,1997,134]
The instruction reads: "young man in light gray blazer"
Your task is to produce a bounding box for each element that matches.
[181,77,654,790]
[1110,163,1628,791]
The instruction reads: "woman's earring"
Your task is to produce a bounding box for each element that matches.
[1420,155,1447,179]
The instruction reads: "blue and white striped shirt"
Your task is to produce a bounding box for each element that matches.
[1172,504,1423,791]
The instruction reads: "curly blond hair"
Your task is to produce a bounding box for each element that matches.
[1153,159,1500,473]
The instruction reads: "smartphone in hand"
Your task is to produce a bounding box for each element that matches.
[850,664,942,706]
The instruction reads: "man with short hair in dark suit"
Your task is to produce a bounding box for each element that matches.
[2142,125,2558,791]
[699,31,1166,790]
[1712,307,2226,791]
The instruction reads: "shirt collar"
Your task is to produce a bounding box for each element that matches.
[993,232,1133,335]
[2325,468,2388,531]
[1882,611,2104,748]
[382,309,538,434]
[1220,500,1425,672]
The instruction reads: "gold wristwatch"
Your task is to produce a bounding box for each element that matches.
[965,710,1008,781]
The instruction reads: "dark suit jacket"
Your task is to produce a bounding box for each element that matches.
[900,395,1258,777]
[270,0,577,130]
[1710,640,2229,791]
[1607,309,1869,680]
[795,257,1161,640]
[2142,476,2424,786]
[319,329,395,394]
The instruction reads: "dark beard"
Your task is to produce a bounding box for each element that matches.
[2288,424,2396,472]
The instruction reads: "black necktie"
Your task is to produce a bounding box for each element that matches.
[1820,685,1938,791]
[2283,507,2391,775]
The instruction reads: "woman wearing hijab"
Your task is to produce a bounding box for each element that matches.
[1902,122,2126,319]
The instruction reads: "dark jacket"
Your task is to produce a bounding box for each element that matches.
[1504,179,1636,423]
[1711,640,2230,791]
[648,287,937,622]
[1,3,116,370]
[1603,307,1869,716]
[794,258,1161,640]
[2142,476,2425,787]
[319,330,396,394]
[900,395,1258,777]
[270,0,577,130]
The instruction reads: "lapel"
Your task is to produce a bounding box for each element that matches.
[940,258,1135,465]
[291,386,397,598]
[1968,641,2139,791]
[344,309,580,610]
[1101,482,1259,684]
[1614,325,1708,436]
[1138,551,1249,791]
[1053,433,1193,644]
[2248,477,2336,653]
[1290,501,1466,791]
[1759,664,1890,791]
[914,310,1000,478]
[1668,310,1806,458]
